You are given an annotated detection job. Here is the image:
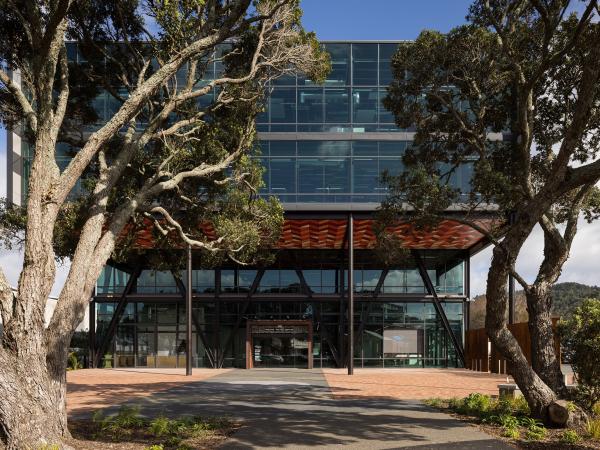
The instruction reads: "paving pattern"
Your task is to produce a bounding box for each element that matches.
[67,368,514,449]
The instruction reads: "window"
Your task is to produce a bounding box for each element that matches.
[324,88,350,123]
[352,88,378,123]
[379,43,398,86]
[270,87,296,123]
[352,44,378,85]
[323,43,350,85]
[297,88,323,123]
[269,158,296,194]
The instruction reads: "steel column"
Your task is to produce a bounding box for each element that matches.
[348,213,354,376]
[88,300,96,368]
[94,265,142,368]
[508,274,515,325]
[186,245,193,376]
[412,250,465,365]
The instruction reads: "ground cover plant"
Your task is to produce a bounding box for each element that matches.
[66,406,239,450]
[424,394,600,449]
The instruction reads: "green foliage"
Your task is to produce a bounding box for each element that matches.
[149,416,171,437]
[67,352,82,371]
[0,198,26,250]
[424,398,445,408]
[459,393,492,416]
[559,299,600,411]
[524,423,547,441]
[560,430,582,444]
[144,445,164,450]
[502,427,520,439]
[587,417,600,440]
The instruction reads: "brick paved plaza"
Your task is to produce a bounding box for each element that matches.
[67,367,508,414]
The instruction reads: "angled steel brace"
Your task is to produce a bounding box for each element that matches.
[218,268,265,368]
[172,271,216,368]
[412,250,465,365]
[94,264,142,368]
[355,269,388,349]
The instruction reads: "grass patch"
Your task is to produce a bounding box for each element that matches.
[69,405,238,449]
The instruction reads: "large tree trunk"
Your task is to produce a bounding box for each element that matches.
[486,245,558,422]
[526,285,566,394]
[0,349,70,449]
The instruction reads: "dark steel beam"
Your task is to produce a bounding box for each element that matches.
[88,300,96,368]
[348,213,354,376]
[412,250,465,365]
[172,270,216,368]
[355,269,388,350]
[94,265,142,368]
[186,245,193,375]
[218,268,265,368]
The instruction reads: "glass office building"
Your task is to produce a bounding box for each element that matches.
[6,42,490,370]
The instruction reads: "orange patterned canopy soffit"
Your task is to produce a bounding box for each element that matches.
[128,218,494,251]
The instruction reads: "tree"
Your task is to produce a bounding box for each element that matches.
[380,0,600,424]
[559,299,600,411]
[0,1,328,448]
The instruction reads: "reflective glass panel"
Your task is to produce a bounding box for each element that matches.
[270,87,296,123]
[324,88,350,123]
[323,43,350,85]
[297,88,323,123]
[352,44,378,85]
[352,88,378,123]
[379,43,398,86]
[269,158,296,194]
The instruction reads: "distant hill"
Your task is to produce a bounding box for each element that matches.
[469,282,600,329]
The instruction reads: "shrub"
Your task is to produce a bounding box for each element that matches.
[112,405,144,428]
[525,424,547,441]
[559,299,600,411]
[424,398,444,408]
[67,351,82,370]
[459,393,491,416]
[149,416,171,436]
[593,402,600,417]
[502,427,520,439]
[145,445,164,450]
[560,430,581,444]
[587,417,600,440]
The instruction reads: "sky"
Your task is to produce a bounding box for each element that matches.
[1,0,599,297]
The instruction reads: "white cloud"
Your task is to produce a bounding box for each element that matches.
[470,218,600,296]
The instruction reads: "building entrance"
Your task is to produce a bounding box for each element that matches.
[246,320,313,369]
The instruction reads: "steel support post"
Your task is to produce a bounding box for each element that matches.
[347,213,354,376]
[186,245,193,376]
[508,274,515,325]
[88,300,96,368]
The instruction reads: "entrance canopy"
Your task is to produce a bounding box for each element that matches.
[128,217,497,252]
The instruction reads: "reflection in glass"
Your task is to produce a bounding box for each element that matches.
[352,88,378,123]
[323,43,350,85]
[324,88,350,123]
[352,44,378,85]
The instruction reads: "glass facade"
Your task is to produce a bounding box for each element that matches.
[86,41,474,371]
[96,299,463,369]
[257,43,400,132]
[257,140,473,203]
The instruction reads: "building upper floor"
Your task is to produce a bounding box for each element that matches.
[6,41,476,210]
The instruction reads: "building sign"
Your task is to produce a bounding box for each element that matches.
[251,324,308,335]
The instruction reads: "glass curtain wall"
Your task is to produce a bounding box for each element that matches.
[257,43,400,132]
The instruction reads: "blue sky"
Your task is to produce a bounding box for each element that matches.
[301,0,473,40]
[1,0,599,295]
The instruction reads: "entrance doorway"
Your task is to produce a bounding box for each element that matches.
[246,320,313,369]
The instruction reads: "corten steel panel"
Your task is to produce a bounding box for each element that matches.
[125,217,494,251]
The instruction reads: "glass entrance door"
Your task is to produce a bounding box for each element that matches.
[248,321,312,369]
[253,332,309,368]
